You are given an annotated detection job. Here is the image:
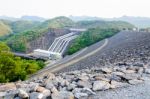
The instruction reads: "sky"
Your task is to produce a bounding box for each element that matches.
[0,0,150,18]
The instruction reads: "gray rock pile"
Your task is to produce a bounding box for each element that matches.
[58,31,150,73]
[1,62,150,99]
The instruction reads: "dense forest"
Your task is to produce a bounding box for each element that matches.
[0,42,45,83]
[67,28,120,54]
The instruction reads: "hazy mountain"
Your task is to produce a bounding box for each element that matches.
[108,16,150,28]
[69,15,150,28]
[0,15,46,22]
[0,16,18,21]
[69,15,102,21]
[75,20,134,29]
[21,16,46,22]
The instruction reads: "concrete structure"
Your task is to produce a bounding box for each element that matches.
[33,31,80,60]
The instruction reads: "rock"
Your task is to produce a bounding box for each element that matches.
[94,76,110,82]
[60,79,70,87]
[4,94,15,99]
[43,73,56,85]
[36,86,51,97]
[77,80,92,88]
[15,83,27,88]
[121,74,140,80]
[118,62,127,66]
[117,67,127,72]
[16,82,39,92]
[0,83,16,91]
[78,76,89,81]
[36,86,46,92]
[51,91,74,99]
[44,73,55,80]
[144,68,150,74]
[45,82,54,90]
[63,75,75,81]
[108,74,121,82]
[123,70,136,74]
[92,81,110,91]
[74,92,88,98]
[82,87,96,95]
[59,86,67,91]
[51,87,59,94]
[14,97,20,99]
[112,72,124,76]
[67,83,77,91]
[140,76,150,81]
[0,92,6,99]
[110,80,128,89]
[18,89,29,99]
[101,68,112,73]
[133,62,144,67]
[30,92,44,99]
[4,90,18,99]
[42,89,51,98]
[137,68,144,74]
[128,79,143,85]
[72,88,82,96]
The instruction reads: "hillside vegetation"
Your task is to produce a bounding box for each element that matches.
[4,17,75,52]
[0,21,12,36]
[0,16,134,53]
[0,42,45,83]
[76,20,134,29]
[68,28,120,54]
[38,16,75,29]
[11,20,41,33]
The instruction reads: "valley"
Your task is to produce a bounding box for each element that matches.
[1,16,150,99]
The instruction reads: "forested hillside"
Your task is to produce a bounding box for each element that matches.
[0,42,45,83]
[37,16,75,29]
[75,20,134,29]
[0,21,12,36]
[0,16,134,53]
[68,28,120,54]
[11,20,41,33]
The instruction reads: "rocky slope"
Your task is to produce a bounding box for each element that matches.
[58,31,150,72]
[1,31,150,99]
[1,61,150,99]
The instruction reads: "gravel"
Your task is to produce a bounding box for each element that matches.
[58,31,150,73]
[86,80,150,99]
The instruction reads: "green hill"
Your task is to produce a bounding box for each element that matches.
[1,16,135,53]
[0,21,12,36]
[11,20,41,33]
[38,16,75,29]
[76,20,134,29]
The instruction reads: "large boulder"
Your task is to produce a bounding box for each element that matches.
[36,86,51,98]
[18,89,29,99]
[51,91,74,99]
[0,83,16,92]
[110,80,128,88]
[128,79,143,85]
[77,80,92,88]
[30,92,44,99]
[92,81,110,91]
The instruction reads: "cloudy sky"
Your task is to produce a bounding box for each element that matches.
[0,0,149,18]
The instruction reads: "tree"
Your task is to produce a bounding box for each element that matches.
[0,42,45,83]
